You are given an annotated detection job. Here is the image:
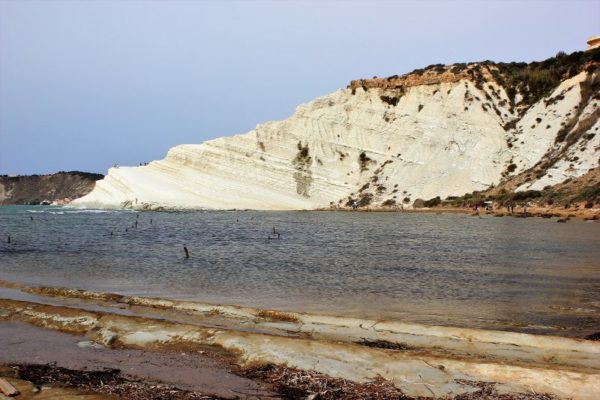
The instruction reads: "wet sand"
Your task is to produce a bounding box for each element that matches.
[0,366,112,400]
[1,282,599,399]
[0,321,275,399]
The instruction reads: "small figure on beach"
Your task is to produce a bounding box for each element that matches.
[352,200,358,210]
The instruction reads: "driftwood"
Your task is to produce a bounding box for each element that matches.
[0,377,19,396]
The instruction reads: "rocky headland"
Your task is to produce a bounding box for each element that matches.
[0,171,103,206]
[72,48,599,211]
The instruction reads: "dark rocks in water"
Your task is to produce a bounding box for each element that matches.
[585,332,600,340]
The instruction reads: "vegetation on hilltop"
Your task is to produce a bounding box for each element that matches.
[354,48,600,112]
[0,171,104,181]
[491,48,600,108]
[0,171,103,205]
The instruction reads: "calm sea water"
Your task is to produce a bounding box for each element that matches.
[1,205,599,336]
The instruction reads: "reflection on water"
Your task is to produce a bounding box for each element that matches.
[1,205,599,336]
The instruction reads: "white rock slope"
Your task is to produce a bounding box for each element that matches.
[74,54,600,210]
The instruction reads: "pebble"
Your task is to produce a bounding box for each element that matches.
[76,340,104,349]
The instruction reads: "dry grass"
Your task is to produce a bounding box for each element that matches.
[257,310,300,323]
[356,338,412,351]
[206,308,222,317]
[242,364,410,400]
[243,364,559,400]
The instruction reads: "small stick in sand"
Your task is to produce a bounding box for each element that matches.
[183,246,190,258]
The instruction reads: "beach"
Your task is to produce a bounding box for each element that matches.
[1,207,599,398]
[0,281,599,399]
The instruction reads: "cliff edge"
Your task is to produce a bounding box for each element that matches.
[73,48,600,210]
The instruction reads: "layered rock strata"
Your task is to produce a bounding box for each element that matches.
[74,50,600,210]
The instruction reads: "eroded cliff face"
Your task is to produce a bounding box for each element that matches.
[73,50,600,210]
[0,172,103,205]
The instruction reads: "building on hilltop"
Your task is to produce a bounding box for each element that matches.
[587,35,600,51]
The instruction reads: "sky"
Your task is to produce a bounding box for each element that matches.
[1,0,599,175]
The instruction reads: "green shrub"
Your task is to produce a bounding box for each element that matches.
[358,193,373,207]
[380,95,400,107]
[511,190,542,201]
[359,152,374,172]
[423,196,441,207]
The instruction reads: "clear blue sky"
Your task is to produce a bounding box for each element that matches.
[1,0,599,175]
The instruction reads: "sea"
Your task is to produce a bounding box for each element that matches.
[1,205,599,337]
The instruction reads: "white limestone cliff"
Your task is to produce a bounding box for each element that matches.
[73,56,600,210]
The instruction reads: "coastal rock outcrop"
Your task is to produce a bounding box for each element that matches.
[0,172,103,206]
[74,49,600,210]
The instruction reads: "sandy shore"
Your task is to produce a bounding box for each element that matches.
[0,281,599,399]
[318,203,600,221]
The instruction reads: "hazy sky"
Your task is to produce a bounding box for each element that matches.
[1,0,599,175]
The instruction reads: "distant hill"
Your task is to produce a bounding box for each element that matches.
[0,171,104,205]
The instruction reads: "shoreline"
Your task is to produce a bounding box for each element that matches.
[1,278,597,340]
[316,204,600,221]
[1,281,599,399]
[6,202,600,222]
